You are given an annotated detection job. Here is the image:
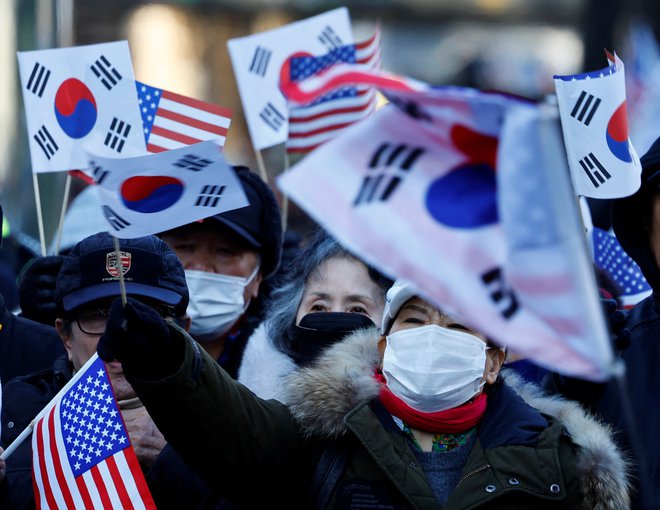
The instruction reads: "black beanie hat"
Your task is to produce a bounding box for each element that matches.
[205,166,283,279]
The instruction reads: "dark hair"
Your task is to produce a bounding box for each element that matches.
[266,228,392,358]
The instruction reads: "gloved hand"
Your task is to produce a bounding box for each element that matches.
[97,297,181,379]
[601,297,631,351]
[18,255,65,326]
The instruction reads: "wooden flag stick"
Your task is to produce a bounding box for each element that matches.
[281,150,290,232]
[254,149,269,184]
[53,173,72,255]
[32,173,47,256]
[113,236,128,307]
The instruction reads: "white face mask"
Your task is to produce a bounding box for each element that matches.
[185,264,260,342]
[383,324,488,413]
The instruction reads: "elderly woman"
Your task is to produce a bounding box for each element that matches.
[98,279,631,509]
[238,228,391,400]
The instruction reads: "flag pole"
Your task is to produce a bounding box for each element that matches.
[113,236,128,307]
[32,173,47,256]
[53,173,72,255]
[281,150,290,232]
[254,149,269,184]
[0,353,101,461]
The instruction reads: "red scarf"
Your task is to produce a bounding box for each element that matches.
[374,372,487,433]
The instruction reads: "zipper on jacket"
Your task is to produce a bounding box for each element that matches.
[455,464,491,488]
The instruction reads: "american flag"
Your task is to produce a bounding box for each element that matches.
[592,226,652,308]
[286,27,381,154]
[136,81,232,153]
[32,354,155,509]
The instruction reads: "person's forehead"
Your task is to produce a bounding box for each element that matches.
[163,222,252,251]
[305,258,381,300]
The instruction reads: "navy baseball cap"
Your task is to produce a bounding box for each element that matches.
[56,232,189,316]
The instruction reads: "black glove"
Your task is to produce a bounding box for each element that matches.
[601,297,631,351]
[97,297,181,379]
[18,255,65,326]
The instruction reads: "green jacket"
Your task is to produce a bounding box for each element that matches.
[126,326,630,509]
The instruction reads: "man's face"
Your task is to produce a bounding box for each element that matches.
[160,222,263,302]
[650,193,660,269]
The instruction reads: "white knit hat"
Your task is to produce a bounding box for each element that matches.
[381,279,421,334]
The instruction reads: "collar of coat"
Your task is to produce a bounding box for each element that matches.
[282,326,630,509]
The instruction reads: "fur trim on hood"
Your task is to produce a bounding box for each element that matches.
[283,326,631,509]
[238,322,297,401]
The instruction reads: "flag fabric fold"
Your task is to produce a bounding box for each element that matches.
[285,26,382,154]
[227,7,353,150]
[86,140,249,238]
[136,81,232,153]
[278,86,614,381]
[31,354,155,509]
[17,41,147,173]
[554,51,642,198]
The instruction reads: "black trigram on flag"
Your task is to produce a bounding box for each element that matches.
[174,154,212,172]
[390,98,432,123]
[195,185,226,207]
[481,267,519,319]
[91,55,123,91]
[318,26,343,50]
[570,91,601,126]
[102,205,130,231]
[26,62,51,97]
[104,118,131,153]
[34,126,58,160]
[249,46,272,77]
[579,152,611,188]
[88,160,110,185]
[259,102,285,131]
[353,143,425,206]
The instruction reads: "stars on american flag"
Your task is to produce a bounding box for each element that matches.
[137,84,162,134]
[289,46,357,105]
[60,365,128,477]
[592,227,651,305]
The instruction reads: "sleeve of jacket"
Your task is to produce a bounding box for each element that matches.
[124,325,317,507]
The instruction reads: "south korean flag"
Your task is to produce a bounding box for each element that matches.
[87,140,249,238]
[227,7,353,151]
[554,52,641,199]
[17,41,147,173]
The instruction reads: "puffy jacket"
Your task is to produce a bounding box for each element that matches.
[125,326,630,509]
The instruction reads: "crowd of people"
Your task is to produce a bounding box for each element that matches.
[0,121,658,508]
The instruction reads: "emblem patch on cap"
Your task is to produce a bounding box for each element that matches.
[106,251,132,277]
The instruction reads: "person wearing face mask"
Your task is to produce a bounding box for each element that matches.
[96,277,631,509]
[238,228,391,401]
[158,165,284,379]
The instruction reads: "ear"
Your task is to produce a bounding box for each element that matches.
[484,348,505,385]
[377,335,387,367]
[55,318,74,362]
[248,272,263,299]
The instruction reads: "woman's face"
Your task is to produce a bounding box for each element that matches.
[384,296,504,385]
[295,257,385,326]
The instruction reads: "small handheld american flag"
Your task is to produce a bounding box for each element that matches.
[31,354,155,509]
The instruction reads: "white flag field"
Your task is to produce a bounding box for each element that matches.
[86,140,249,238]
[17,41,147,173]
[279,87,616,381]
[554,52,641,198]
[227,7,353,150]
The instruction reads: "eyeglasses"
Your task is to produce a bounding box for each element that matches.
[75,305,175,336]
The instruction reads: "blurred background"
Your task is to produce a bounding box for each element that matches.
[1,0,659,264]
